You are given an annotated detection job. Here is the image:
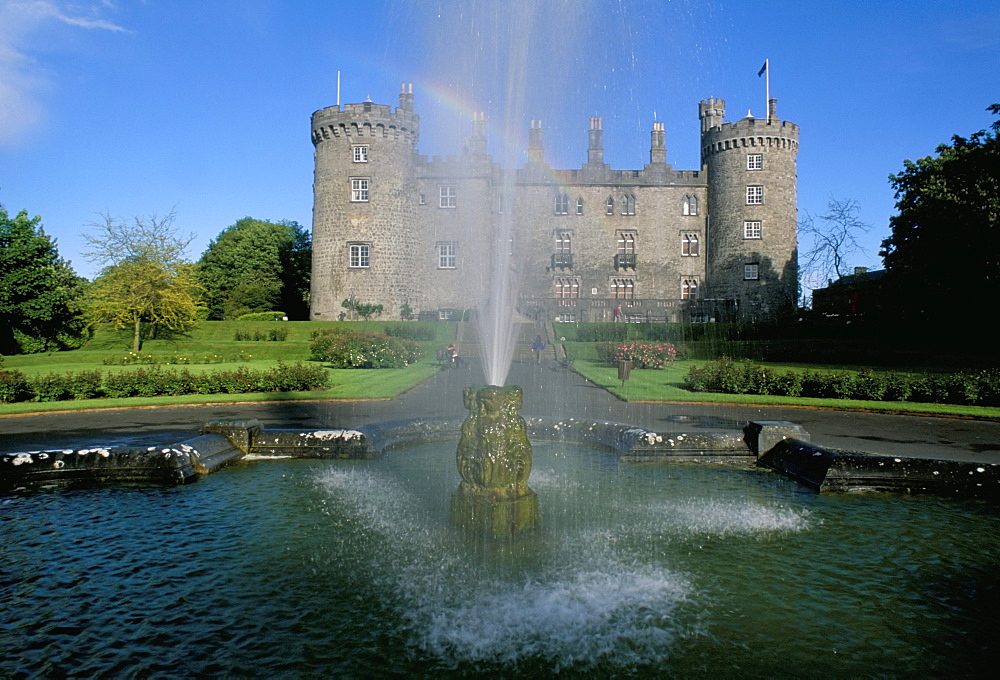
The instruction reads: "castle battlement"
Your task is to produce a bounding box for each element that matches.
[310,91,419,148]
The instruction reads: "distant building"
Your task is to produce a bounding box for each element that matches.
[310,85,799,322]
[812,267,887,317]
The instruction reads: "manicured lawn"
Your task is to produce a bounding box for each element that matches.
[0,321,455,414]
[564,343,1000,419]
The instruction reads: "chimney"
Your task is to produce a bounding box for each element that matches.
[399,82,414,112]
[587,117,604,165]
[469,111,487,157]
[528,119,544,163]
[650,122,666,164]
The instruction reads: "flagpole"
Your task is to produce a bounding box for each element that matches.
[764,58,770,122]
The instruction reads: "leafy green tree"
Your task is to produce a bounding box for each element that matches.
[83,211,201,352]
[196,218,311,320]
[880,104,1000,333]
[0,206,87,354]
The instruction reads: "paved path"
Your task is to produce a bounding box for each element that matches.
[3,357,1000,464]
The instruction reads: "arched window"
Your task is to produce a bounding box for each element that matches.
[576,197,584,215]
[554,193,569,215]
[622,194,636,215]
[682,195,698,216]
[606,196,615,215]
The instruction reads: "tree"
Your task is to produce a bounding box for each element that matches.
[83,211,201,352]
[341,298,383,321]
[799,197,872,286]
[0,206,87,354]
[880,104,1000,332]
[196,218,311,320]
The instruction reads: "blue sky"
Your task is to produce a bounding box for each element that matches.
[2,0,998,293]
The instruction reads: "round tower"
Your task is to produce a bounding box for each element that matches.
[700,97,799,320]
[310,84,420,320]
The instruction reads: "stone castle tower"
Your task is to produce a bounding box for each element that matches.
[310,85,799,323]
[310,85,420,319]
[699,97,800,319]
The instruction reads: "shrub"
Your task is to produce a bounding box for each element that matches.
[29,373,72,401]
[576,323,632,342]
[595,342,618,365]
[236,311,287,321]
[233,328,288,341]
[613,341,677,369]
[310,330,422,368]
[68,370,103,400]
[0,369,32,403]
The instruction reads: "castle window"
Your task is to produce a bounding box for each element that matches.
[616,231,637,270]
[744,263,760,280]
[576,197,584,215]
[744,220,762,239]
[348,243,370,268]
[555,277,579,305]
[681,278,699,300]
[553,230,572,268]
[747,154,763,170]
[746,185,764,205]
[439,186,456,208]
[554,193,569,215]
[498,193,512,213]
[682,232,700,256]
[621,194,636,216]
[605,196,615,215]
[353,145,368,163]
[611,278,634,299]
[350,178,369,202]
[419,193,426,205]
[682,195,698,216]
[437,242,457,269]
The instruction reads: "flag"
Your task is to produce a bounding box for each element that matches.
[758,60,767,77]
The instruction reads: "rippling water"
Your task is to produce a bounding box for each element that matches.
[2,443,998,677]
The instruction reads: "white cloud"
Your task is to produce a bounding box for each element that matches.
[0,1,128,146]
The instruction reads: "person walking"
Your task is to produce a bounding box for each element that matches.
[614,304,623,322]
[530,335,546,364]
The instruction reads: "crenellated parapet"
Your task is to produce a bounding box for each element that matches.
[700,118,799,159]
[311,101,419,147]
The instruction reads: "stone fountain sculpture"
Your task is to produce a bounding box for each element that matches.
[451,385,539,537]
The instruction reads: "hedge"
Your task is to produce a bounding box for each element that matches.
[0,361,329,403]
[684,357,1000,407]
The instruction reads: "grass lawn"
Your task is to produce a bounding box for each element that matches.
[564,343,1000,419]
[0,321,455,415]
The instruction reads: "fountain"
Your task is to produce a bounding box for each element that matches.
[452,385,538,537]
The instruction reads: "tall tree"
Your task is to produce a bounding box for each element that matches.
[880,104,1000,332]
[196,217,311,320]
[799,197,872,284]
[83,211,201,352]
[0,206,87,354]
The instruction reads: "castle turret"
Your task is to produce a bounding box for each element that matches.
[700,97,799,319]
[310,86,420,319]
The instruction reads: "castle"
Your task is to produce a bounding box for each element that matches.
[310,85,799,323]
